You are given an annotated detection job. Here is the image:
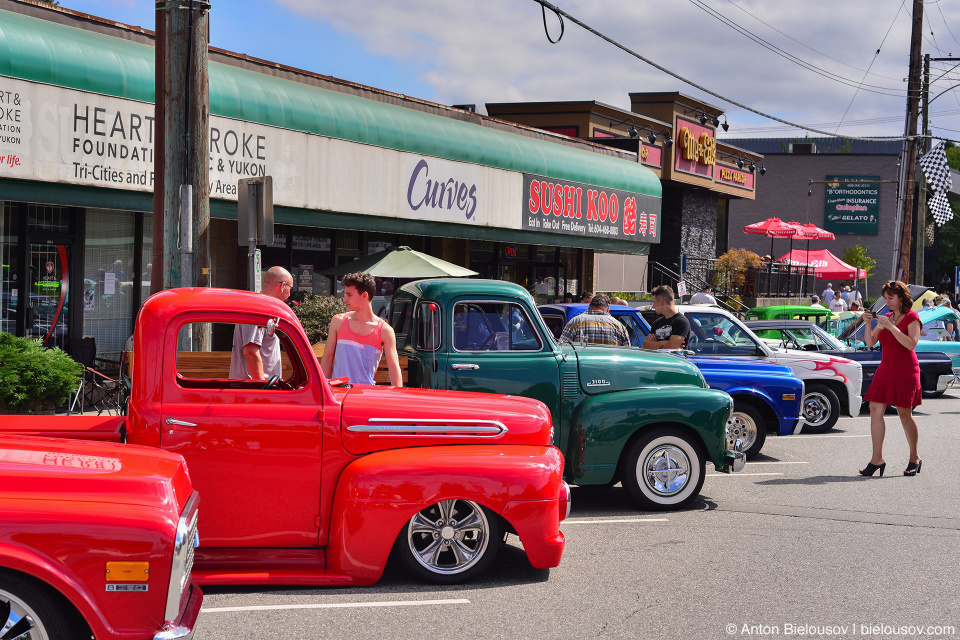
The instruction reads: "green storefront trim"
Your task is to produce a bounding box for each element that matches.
[0,178,650,254]
[0,9,661,200]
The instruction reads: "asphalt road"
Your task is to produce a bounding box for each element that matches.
[195,392,960,640]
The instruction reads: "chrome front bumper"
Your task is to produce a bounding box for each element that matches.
[792,417,807,435]
[154,584,202,640]
[937,374,956,392]
[719,439,747,473]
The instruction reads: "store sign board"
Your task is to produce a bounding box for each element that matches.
[673,116,715,179]
[521,173,661,243]
[0,75,649,241]
[714,162,754,191]
[640,143,662,169]
[824,175,880,235]
[404,156,481,225]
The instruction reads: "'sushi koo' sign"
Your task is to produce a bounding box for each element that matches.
[522,174,661,243]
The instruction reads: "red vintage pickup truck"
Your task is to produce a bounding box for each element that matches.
[2,288,568,588]
[1,435,202,640]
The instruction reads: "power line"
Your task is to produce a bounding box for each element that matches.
[834,0,908,133]
[686,0,907,96]
[937,3,960,48]
[719,0,905,83]
[530,0,916,142]
[730,108,960,134]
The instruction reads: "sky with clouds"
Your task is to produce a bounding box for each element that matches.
[51,0,960,141]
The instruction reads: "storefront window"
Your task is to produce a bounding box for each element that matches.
[469,241,497,279]
[1,203,18,336]
[142,212,153,303]
[83,209,136,360]
[559,248,580,297]
[28,204,73,235]
[290,231,334,297]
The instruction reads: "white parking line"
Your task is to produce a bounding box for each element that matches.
[706,472,783,477]
[787,434,870,439]
[202,599,470,614]
[562,518,668,524]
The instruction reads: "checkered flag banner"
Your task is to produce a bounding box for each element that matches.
[919,141,953,194]
[930,191,954,227]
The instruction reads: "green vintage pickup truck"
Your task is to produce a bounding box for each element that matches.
[388,279,744,510]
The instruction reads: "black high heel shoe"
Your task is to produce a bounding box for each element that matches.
[904,460,922,476]
[859,462,886,477]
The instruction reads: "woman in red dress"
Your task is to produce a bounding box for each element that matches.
[859,281,923,477]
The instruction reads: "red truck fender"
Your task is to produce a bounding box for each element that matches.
[0,543,113,639]
[326,444,566,584]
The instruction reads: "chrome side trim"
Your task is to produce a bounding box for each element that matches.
[347,421,508,437]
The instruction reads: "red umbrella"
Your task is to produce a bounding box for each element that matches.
[743,217,798,258]
[786,222,835,241]
[786,222,838,296]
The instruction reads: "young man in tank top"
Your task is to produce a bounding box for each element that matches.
[320,271,403,386]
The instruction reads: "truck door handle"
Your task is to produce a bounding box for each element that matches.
[165,418,198,427]
[451,363,479,370]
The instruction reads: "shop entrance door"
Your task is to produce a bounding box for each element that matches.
[27,243,71,351]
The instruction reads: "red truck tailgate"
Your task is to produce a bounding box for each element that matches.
[0,415,125,442]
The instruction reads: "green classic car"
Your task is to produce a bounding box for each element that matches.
[747,305,834,328]
[389,278,745,510]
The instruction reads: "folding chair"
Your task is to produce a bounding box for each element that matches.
[69,338,127,415]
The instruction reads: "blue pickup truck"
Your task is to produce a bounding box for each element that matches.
[539,304,805,459]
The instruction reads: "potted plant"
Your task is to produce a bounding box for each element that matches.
[0,333,83,414]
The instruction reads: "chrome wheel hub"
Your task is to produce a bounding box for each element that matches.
[0,589,48,640]
[642,444,690,496]
[407,500,490,575]
[803,392,829,427]
[727,413,758,450]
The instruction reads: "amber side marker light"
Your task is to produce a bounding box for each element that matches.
[782,394,796,401]
[106,561,150,582]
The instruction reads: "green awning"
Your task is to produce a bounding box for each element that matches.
[0,9,661,200]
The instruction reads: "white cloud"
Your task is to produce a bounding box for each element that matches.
[275,0,958,138]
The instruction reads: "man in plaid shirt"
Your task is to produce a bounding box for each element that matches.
[560,293,630,346]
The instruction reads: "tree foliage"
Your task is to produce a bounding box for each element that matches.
[713,248,762,301]
[935,142,960,284]
[841,243,876,280]
[291,295,348,345]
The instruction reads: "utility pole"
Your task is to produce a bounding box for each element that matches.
[916,53,930,286]
[153,1,210,295]
[895,0,924,282]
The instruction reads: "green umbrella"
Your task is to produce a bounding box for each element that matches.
[324,246,478,278]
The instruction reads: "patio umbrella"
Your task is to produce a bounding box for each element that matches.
[743,217,798,259]
[787,222,836,296]
[324,246,479,278]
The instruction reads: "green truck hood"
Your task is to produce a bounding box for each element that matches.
[572,345,707,394]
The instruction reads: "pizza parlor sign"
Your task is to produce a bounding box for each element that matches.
[521,174,661,244]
